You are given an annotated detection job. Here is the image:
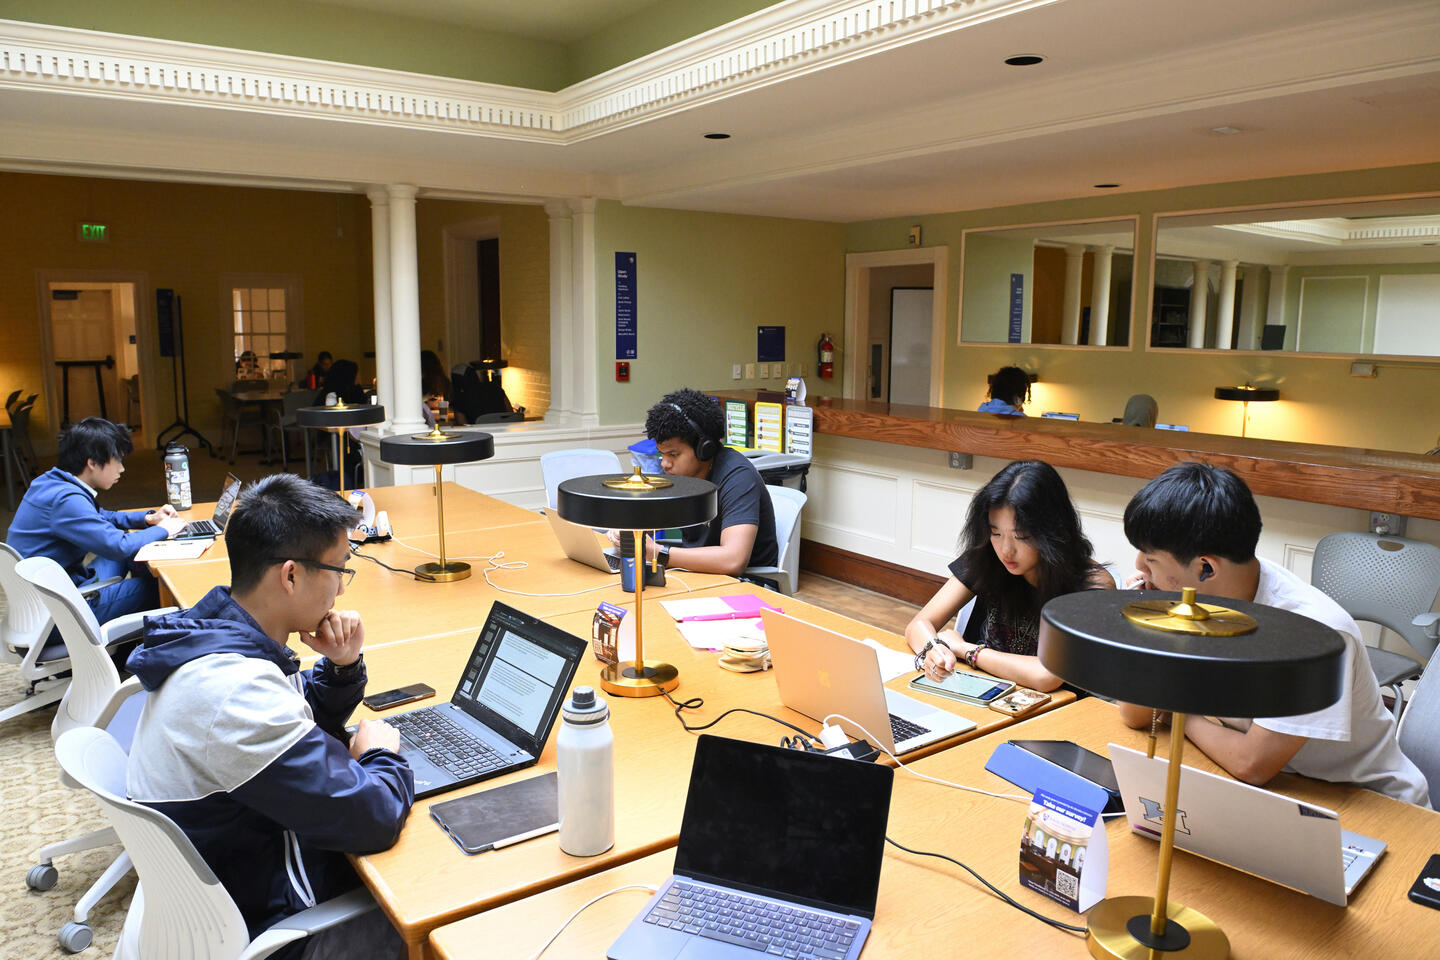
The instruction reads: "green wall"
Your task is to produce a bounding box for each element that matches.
[846,162,1440,452]
[593,201,845,425]
[568,0,777,82]
[1283,261,1440,354]
[960,233,1033,342]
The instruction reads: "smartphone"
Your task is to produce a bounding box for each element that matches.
[1409,854,1440,911]
[988,688,1053,717]
[361,683,436,711]
[910,669,1015,704]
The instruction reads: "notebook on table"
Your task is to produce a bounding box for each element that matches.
[1109,743,1386,906]
[174,473,242,540]
[608,735,893,960]
[763,608,975,756]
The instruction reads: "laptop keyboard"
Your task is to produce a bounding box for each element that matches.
[388,708,506,778]
[180,518,217,537]
[889,713,930,744]
[646,881,859,959]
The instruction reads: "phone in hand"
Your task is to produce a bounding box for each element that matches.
[1409,854,1440,911]
[361,682,436,711]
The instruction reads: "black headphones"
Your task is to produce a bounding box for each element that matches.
[668,402,720,461]
[1199,560,1214,582]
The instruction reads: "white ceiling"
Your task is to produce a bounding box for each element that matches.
[2,0,1439,221]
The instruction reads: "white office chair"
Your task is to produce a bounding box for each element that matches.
[1397,617,1440,801]
[1311,532,1440,718]
[18,555,177,953]
[53,725,379,960]
[540,449,624,509]
[743,485,807,595]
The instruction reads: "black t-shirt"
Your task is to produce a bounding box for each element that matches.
[681,446,779,568]
[947,555,1042,656]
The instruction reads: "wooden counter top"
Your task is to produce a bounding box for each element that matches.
[713,391,1440,520]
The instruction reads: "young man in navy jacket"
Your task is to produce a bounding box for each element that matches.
[126,473,414,959]
[8,417,186,622]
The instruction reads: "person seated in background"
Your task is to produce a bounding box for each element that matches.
[1121,393,1159,427]
[314,358,367,406]
[9,417,186,622]
[609,388,777,577]
[977,365,1031,416]
[126,474,413,959]
[1112,462,1429,806]
[420,350,452,426]
[306,351,333,388]
[449,361,520,424]
[907,460,1113,692]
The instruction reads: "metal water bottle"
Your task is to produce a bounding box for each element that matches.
[163,442,192,510]
[556,686,614,857]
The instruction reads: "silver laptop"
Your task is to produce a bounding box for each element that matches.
[608,735,892,960]
[543,507,621,573]
[762,609,976,755]
[1109,743,1386,906]
[174,473,241,540]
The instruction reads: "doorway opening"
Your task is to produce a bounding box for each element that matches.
[843,248,948,406]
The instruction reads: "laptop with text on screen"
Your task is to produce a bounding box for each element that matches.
[379,602,585,800]
[1109,743,1385,906]
[608,735,893,960]
[763,609,975,756]
[174,473,242,540]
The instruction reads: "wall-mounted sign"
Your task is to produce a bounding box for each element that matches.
[76,222,110,243]
[1008,273,1024,343]
[757,325,785,363]
[615,252,637,360]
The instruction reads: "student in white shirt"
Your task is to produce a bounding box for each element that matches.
[1114,462,1430,807]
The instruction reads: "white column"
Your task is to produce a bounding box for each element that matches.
[366,187,394,430]
[1060,244,1085,345]
[570,198,599,423]
[1087,245,1114,346]
[1265,265,1291,346]
[1188,259,1211,348]
[544,200,575,422]
[386,184,426,435]
[1214,259,1239,350]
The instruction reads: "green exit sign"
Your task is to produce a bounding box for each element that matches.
[76,222,110,243]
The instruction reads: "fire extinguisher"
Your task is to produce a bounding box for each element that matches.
[816,332,835,379]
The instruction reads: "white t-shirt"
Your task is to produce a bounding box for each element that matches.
[1230,559,1430,806]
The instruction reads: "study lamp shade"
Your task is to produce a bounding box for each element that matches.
[296,402,386,497]
[378,428,495,582]
[1212,385,1279,438]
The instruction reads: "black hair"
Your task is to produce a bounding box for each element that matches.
[317,358,366,405]
[645,388,723,451]
[420,350,450,399]
[987,366,1031,408]
[1123,461,1261,564]
[955,461,1097,611]
[224,474,359,593]
[317,351,333,364]
[57,418,134,474]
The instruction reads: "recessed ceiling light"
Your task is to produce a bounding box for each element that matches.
[1094,183,1120,189]
[1004,55,1045,66]
[703,132,731,140]
[1210,125,1244,135]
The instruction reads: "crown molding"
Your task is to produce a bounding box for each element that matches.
[1220,214,1440,247]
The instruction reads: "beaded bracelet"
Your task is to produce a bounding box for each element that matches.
[965,644,986,669]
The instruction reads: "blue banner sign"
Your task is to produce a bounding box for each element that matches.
[1008,273,1024,343]
[616,252,637,359]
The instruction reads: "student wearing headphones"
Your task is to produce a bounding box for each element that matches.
[612,388,778,576]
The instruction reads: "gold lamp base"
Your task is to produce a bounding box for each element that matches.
[1086,896,1228,960]
[415,560,472,582]
[600,660,679,698]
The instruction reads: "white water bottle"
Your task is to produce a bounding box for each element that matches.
[556,686,614,857]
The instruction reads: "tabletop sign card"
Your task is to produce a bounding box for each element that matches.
[615,252,638,360]
[784,405,812,457]
[754,402,784,452]
[1019,788,1107,912]
[725,400,749,448]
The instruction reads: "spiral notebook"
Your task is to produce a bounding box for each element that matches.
[429,772,559,855]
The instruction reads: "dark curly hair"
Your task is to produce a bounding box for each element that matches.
[987,366,1032,408]
[645,388,723,451]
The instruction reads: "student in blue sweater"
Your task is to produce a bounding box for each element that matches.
[8,417,186,622]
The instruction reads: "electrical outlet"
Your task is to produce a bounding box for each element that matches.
[948,452,973,470]
[745,363,756,379]
[732,363,742,380]
[1370,512,1408,536]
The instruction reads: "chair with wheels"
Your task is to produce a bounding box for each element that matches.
[54,725,381,960]
[215,389,268,465]
[539,449,624,509]
[4,388,21,413]
[742,485,807,595]
[1396,619,1440,799]
[1311,531,1440,718]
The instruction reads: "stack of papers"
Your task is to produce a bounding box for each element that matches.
[659,595,781,622]
[135,539,212,562]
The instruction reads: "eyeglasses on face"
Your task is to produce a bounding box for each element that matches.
[272,557,356,588]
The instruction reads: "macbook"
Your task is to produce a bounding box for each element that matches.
[1109,743,1386,906]
[543,507,622,573]
[377,602,586,799]
[608,735,893,960]
[174,473,242,540]
[762,609,976,756]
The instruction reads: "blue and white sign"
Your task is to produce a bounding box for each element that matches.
[1008,273,1024,343]
[615,252,638,360]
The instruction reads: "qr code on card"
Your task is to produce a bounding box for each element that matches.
[1055,870,1079,901]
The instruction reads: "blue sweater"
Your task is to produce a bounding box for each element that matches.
[8,467,167,584]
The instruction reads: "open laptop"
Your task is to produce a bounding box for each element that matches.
[1109,743,1386,906]
[378,602,586,799]
[608,735,892,960]
[762,609,976,756]
[174,473,242,540]
[543,507,622,573]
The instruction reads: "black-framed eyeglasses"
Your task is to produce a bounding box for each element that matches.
[273,557,356,588]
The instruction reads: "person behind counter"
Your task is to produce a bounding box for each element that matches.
[906,460,1114,691]
[977,365,1031,416]
[1121,393,1159,427]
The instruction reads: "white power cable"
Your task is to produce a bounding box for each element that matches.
[391,536,696,598]
[523,883,659,960]
[820,713,1031,803]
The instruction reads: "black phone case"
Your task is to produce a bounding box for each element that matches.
[1409,854,1440,910]
[363,685,435,711]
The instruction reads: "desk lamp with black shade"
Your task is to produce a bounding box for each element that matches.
[378,427,495,582]
[1213,384,1279,438]
[1039,587,1345,960]
[557,467,716,698]
[296,401,385,498]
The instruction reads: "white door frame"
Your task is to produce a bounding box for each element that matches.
[843,247,948,406]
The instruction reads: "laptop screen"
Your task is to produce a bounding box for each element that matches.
[675,736,893,918]
[452,602,586,755]
[213,475,242,529]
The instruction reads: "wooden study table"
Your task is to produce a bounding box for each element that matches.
[429,698,1440,960]
[347,583,1070,960]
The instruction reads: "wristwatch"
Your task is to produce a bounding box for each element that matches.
[657,544,672,567]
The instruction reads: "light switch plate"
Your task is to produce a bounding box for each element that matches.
[732,364,742,380]
[745,363,756,379]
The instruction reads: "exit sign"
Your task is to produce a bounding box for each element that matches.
[76,222,110,243]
